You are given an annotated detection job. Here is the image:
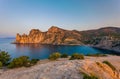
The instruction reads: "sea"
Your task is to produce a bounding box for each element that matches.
[0,38,117,60]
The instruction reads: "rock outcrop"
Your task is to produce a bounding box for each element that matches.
[15,26,83,45]
[0,56,120,79]
[93,36,120,52]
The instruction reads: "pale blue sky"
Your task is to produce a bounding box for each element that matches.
[0,0,120,37]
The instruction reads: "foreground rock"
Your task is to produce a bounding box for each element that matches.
[0,55,120,79]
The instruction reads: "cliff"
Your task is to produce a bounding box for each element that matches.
[14,26,120,51]
[15,26,83,45]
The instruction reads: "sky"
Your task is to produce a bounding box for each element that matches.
[0,0,120,37]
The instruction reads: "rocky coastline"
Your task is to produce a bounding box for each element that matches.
[14,26,120,53]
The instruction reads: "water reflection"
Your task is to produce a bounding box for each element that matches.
[15,44,110,59]
[0,38,117,60]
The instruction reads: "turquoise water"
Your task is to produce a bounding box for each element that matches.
[0,38,113,59]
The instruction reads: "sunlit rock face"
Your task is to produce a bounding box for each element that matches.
[15,26,120,47]
[16,29,46,43]
[15,26,83,45]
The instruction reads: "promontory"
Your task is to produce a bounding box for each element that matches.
[14,26,120,52]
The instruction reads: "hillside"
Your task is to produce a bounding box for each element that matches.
[0,55,120,79]
[80,27,120,44]
[80,27,120,52]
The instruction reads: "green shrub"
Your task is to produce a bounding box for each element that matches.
[61,53,68,58]
[69,53,84,60]
[86,53,107,57]
[30,59,39,65]
[0,51,11,65]
[102,61,116,71]
[48,52,61,60]
[0,61,3,68]
[8,56,31,68]
[83,74,99,79]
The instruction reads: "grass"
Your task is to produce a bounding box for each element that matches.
[102,61,116,71]
[96,62,103,68]
[69,53,84,60]
[61,53,68,58]
[83,73,99,79]
[86,53,107,57]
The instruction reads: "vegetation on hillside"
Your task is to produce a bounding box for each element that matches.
[8,56,39,68]
[102,61,116,71]
[0,61,2,68]
[48,52,61,60]
[86,53,107,57]
[61,53,68,58]
[0,51,39,68]
[69,53,84,60]
[0,51,11,66]
[83,73,99,79]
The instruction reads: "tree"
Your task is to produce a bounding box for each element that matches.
[0,51,11,65]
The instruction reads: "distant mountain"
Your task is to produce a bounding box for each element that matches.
[80,27,120,52]
[80,27,120,44]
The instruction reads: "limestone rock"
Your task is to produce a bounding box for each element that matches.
[15,26,82,45]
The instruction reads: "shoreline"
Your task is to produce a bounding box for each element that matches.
[12,42,84,46]
[92,46,120,55]
[12,43,120,55]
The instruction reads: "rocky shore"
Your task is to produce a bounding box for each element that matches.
[0,55,120,79]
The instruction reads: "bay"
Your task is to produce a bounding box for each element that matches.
[0,38,114,59]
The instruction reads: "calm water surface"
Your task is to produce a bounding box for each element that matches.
[0,38,114,59]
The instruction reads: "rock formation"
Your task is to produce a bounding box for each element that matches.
[14,26,120,51]
[15,26,83,45]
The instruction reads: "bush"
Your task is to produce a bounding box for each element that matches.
[48,52,61,60]
[30,59,39,65]
[83,74,98,79]
[0,61,3,68]
[102,61,116,71]
[61,53,68,58]
[69,53,84,60]
[0,51,11,65]
[8,56,31,68]
[86,53,107,57]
